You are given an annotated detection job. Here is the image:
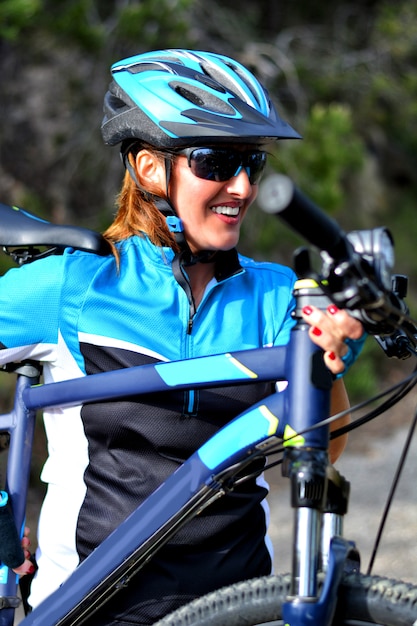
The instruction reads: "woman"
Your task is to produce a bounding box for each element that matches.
[4,49,364,624]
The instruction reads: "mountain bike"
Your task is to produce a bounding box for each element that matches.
[0,175,416,626]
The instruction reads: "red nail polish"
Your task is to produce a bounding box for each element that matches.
[328,352,336,360]
[312,327,322,336]
[327,304,339,315]
[303,306,313,315]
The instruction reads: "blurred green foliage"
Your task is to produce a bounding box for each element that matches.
[272,103,365,210]
[0,0,194,50]
[0,0,41,40]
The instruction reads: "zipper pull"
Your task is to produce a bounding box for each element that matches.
[187,318,193,334]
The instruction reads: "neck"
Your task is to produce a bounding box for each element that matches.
[186,262,215,308]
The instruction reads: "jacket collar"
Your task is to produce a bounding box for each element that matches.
[212,248,243,282]
[126,235,243,283]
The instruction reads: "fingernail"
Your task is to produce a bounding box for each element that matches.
[312,327,322,336]
[28,564,35,574]
[302,306,313,315]
[327,304,339,315]
[328,352,336,360]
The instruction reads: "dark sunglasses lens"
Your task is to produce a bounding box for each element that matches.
[189,149,239,182]
[246,152,267,184]
[189,149,266,184]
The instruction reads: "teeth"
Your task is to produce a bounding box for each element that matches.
[211,205,239,216]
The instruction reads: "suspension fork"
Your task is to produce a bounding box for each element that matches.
[283,453,360,626]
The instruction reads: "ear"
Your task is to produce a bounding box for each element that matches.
[135,150,165,192]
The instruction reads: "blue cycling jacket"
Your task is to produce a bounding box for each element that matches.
[0,234,297,621]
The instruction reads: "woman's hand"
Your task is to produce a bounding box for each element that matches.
[301,303,364,377]
[12,526,35,576]
[300,303,365,462]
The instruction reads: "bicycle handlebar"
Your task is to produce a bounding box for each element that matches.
[258,173,352,261]
[258,174,417,345]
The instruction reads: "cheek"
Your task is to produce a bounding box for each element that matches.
[171,173,215,218]
[169,162,202,212]
[174,184,207,224]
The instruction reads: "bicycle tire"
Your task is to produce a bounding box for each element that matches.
[153,573,417,626]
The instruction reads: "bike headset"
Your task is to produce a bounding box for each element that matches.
[101,48,301,265]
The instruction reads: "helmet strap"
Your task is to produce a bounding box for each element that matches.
[120,144,151,200]
[152,197,187,249]
[120,145,214,262]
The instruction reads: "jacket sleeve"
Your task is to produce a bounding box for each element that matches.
[0,255,64,365]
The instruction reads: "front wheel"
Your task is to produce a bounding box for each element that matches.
[153,573,417,626]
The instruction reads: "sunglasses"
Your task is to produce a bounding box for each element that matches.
[178,147,267,185]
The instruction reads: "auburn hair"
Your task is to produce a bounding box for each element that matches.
[103,147,180,259]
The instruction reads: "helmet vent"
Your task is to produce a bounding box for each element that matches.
[226,63,262,107]
[170,81,235,115]
[127,61,176,75]
[173,84,205,107]
[201,61,262,109]
[106,93,129,111]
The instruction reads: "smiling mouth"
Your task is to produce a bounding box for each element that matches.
[210,205,240,216]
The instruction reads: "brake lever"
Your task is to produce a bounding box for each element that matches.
[374,330,416,360]
[294,247,417,353]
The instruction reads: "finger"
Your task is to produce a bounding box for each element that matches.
[302,304,364,344]
[326,304,364,339]
[307,325,348,361]
[302,307,350,371]
[301,305,324,327]
[302,305,344,342]
[13,558,35,577]
[323,350,346,375]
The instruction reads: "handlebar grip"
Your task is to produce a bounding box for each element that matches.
[258,174,353,262]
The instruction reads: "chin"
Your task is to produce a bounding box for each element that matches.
[223,238,240,250]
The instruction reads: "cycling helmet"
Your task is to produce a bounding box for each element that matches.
[101,49,301,148]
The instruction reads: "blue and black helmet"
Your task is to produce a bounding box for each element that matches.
[101,49,301,149]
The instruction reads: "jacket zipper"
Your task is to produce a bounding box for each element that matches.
[171,255,198,413]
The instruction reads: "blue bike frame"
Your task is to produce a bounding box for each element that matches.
[0,292,354,626]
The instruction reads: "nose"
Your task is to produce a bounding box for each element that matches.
[224,167,253,197]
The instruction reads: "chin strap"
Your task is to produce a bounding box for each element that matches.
[152,196,186,247]
[121,144,216,266]
[121,144,187,248]
[152,198,217,266]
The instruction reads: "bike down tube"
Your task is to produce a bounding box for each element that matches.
[0,364,42,626]
[21,391,287,626]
